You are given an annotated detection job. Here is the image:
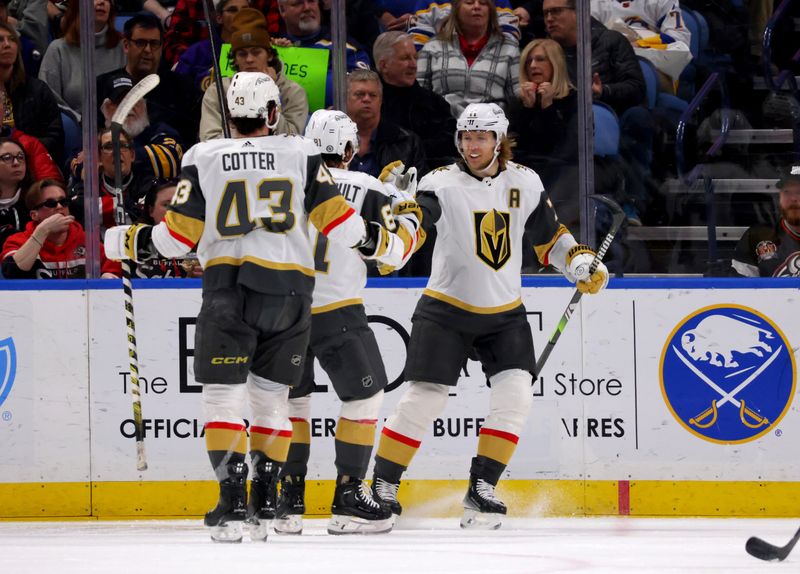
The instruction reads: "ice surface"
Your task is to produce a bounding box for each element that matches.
[0,517,793,573]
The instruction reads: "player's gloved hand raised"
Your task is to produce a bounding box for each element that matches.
[379,160,418,197]
[356,221,401,261]
[565,244,609,295]
[104,224,154,263]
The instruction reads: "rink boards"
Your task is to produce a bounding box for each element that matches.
[0,277,798,519]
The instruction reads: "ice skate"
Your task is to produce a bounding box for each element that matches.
[372,476,403,516]
[460,475,506,530]
[328,479,394,535]
[246,459,280,542]
[204,463,248,543]
[274,475,305,535]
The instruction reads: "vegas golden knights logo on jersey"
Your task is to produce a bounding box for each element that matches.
[474,209,511,270]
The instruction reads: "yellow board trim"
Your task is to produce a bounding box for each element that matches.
[2,480,800,519]
[423,289,522,314]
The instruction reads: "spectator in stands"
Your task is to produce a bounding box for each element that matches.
[593,0,692,91]
[96,13,199,146]
[408,0,519,51]
[373,31,456,169]
[0,138,31,249]
[163,0,279,66]
[173,0,249,93]
[273,0,370,108]
[69,127,150,235]
[38,0,126,122]
[346,69,426,179]
[6,0,48,55]
[1,178,121,278]
[99,75,184,179]
[132,177,202,277]
[0,22,64,164]
[508,38,577,227]
[416,0,520,117]
[374,0,415,34]
[0,97,62,181]
[731,166,800,278]
[199,7,307,138]
[511,0,544,45]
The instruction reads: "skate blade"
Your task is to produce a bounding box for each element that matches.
[460,508,503,530]
[209,521,244,543]
[273,514,303,535]
[246,517,271,542]
[327,514,394,535]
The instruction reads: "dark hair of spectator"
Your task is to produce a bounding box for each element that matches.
[62,0,122,49]
[123,12,164,40]
[438,0,500,41]
[0,23,26,93]
[0,137,31,190]
[25,178,67,211]
[140,178,178,224]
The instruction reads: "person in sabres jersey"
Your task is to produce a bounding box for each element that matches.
[369,102,609,529]
[103,72,397,543]
[272,110,423,536]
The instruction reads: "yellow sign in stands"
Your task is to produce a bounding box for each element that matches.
[219,44,330,112]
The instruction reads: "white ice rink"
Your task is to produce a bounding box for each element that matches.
[1,517,796,573]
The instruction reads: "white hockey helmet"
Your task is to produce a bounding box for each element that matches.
[227,71,282,129]
[304,109,359,159]
[455,103,509,171]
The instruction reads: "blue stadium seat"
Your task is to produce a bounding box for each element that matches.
[638,57,658,109]
[61,111,81,168]
[115,13,136,33]
[593,103,620,157]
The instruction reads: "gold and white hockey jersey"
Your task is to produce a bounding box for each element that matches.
[310,168,420,312]
[150,135,368,296]
[417,161,577,312]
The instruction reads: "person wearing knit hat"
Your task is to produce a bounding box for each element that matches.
[198,7,309,140]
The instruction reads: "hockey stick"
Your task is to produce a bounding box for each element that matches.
[201,0,231,138]
[534,195,625,377]
[111,73,160,471]
[746,526,800,562]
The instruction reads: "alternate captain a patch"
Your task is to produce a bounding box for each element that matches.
[474,209,511,271]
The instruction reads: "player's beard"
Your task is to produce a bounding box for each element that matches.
[124,114,150,139]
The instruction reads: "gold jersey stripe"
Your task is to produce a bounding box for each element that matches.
[309,196,355,237]
[335,418,377,447]
[204,428,247,454]
[423,289,522,314]
[311,298,363,314]
[165,211,204,245]
[477,433,518,466]
[534,224,570,266]
[205,255,315,277]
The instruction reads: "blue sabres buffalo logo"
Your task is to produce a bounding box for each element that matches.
[660,305,795,444]
[0,337,16,408]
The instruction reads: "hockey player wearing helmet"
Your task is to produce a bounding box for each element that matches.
[103,72,395,542]
[370,102,609,529]
[272,110,423,535]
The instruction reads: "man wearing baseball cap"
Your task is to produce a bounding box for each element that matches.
[199,7,308,139]
[731,165,800,277]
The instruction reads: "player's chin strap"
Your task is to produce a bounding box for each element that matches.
[458,138,502,177]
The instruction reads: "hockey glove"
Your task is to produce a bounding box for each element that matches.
[104,224,156,262]
[379,160,418,197]
[565,244,609,295]
[357,221,403,262]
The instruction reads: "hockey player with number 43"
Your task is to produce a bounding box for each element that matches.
[370,102,609,529]
[104,72,399,543]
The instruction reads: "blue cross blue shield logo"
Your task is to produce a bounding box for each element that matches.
[660,305,796,444]
[0,337,17,408]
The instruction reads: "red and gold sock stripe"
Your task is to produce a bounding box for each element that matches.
[204,421,247,455]
[335,418,378,447]
[376,427,422,468]
[477,427,519,466]
[250,425,293,463]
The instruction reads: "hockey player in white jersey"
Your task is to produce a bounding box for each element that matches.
[104,72,396,543]
[370,103,609,529]
[273,109,422,535]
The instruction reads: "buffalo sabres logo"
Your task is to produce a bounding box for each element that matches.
[474,209,511,270]
[660,305,795,444]
[774,252,800,277]
[0,337,17,408]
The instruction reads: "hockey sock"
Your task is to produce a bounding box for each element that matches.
[250,424,293,464]
[334,417,377,479]
[476,428,519,473]
[374,427,421,484]
[281,417,310,477]
[204,421,248,481]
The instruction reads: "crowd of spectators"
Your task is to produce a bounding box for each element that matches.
[0,0,796,279]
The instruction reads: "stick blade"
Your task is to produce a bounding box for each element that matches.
[745,536,785,562]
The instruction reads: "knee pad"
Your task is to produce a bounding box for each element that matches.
[203,383,247,424]
[385,381,450,439]
[340,390,384,421]
[288,394,311,420]
[247,373,291,430]
[485,369,533,436]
